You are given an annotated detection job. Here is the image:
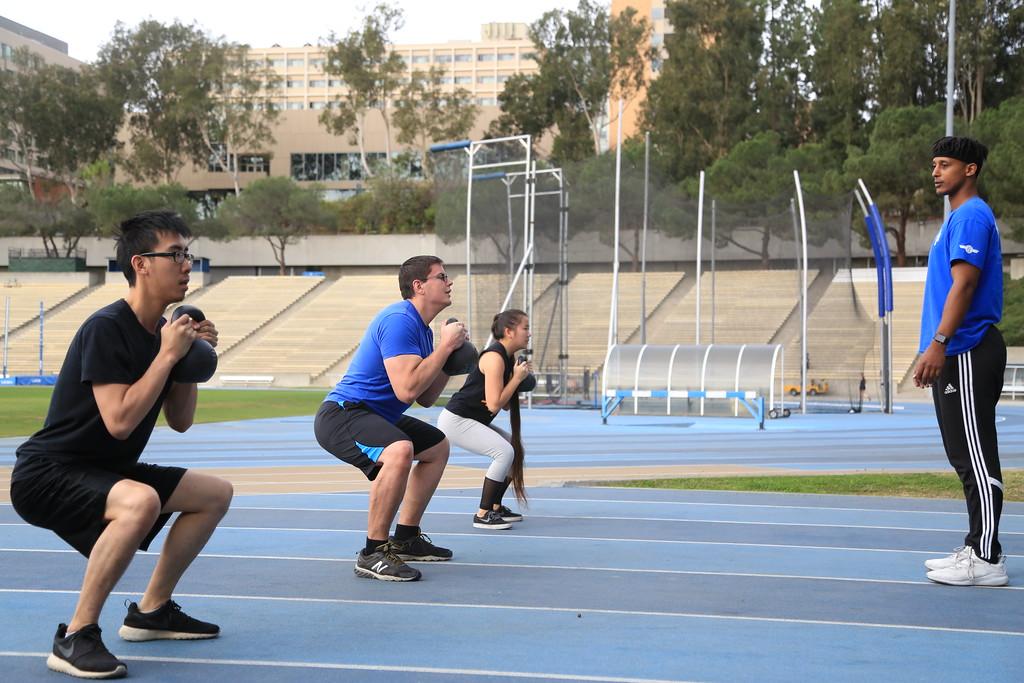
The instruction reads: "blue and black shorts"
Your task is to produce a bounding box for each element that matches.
[314,401,446,481]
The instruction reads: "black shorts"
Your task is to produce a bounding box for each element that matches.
[10,456,187,558]
[314,401,447,481]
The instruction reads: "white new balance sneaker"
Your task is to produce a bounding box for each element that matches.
[924,545,969,571]
[926,547,1008,587]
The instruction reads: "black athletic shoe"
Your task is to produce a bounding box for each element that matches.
[118,600,219,641]
[47,623,127,679]
[473,510,513,530]
[496,504,523,523]
[389,531,453,561]
[354,541,422,581]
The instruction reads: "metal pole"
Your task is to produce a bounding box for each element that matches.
[608,98,623,351]
[944,0,956,220]
[465,146,475,338]
[560,188,569,403]
[505,178,515,278]
[38,300,44,376]
[711,198,716,344]
[695,171,705,345]
[793,171,809,415]
[527,160,537,409]
[3,296,9,378]
[641,131,650,344]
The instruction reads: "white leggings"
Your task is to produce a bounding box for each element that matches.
[437,409,514,482]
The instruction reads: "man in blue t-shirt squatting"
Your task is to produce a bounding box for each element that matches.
[914,136,1009,587]
[315,255,468,581]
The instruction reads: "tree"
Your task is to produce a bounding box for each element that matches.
[198,45,281,195]
[875,0,946,111]
[844,104,944,266]
[218,177,335,274]
[642,0,765,181]
[755,0,814,146]
[25,61,123,203]
[808,0,875,150]
[954,0,1024,122]
[392,67,478,179]
[334,176,434,234]
[84,183,203,236]
[0,185,96,257]
[973,97,1024,238]
[320,3,406,179]
[494,0,655,161]
[97,20,223,183]
[0,48,47,196]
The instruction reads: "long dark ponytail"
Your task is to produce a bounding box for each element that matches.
[492,309,528,505]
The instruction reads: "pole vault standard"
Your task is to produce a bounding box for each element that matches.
[429,135,532,338]
[855,179,895,414]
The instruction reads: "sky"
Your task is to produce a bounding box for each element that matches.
[5,1,583,63]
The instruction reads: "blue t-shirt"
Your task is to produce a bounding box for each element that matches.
[326,300,434,423]
[919,197,1002,355]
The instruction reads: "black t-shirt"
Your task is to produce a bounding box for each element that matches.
[15,299,171,470]
[446,342,514,425]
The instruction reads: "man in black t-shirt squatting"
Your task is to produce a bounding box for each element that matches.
[10,211,234,679]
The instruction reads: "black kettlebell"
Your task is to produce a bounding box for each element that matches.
[169,305,218,383]
[519,372,537,393]
[441,317,478,376]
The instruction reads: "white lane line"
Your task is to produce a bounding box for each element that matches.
[2,589,1023,637]
[3,549,1024,590]
[0,652,694,682]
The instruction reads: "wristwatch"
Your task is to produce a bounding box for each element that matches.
[932,332,950,345]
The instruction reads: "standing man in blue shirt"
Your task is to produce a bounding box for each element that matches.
[315,255,467,581]
[914,137,1008,587]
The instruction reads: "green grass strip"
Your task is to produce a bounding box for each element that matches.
[596,472,1024,501]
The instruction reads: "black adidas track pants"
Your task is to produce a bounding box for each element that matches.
[931,325,1007,562]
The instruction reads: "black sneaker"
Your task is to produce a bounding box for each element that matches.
[496,505,523,523]
[47,623,127,679]
[118,600,219,641]
[473,510,512,530]
[354,541,422,581]
[389,531,453,561]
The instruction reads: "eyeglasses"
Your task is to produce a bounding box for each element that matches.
[140,251,195,265]
[421,273,450,283]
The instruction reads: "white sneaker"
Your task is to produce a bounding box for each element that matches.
[924,545,969,571]
[926,547,1009,587]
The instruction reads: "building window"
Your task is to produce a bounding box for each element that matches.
[309,80,326,87]
[477,97,496,106]
[286,101,304,110]
[454,76,471,85]
[286,80,304,88]
[287,58,305,68]
[1,43,12,59]
[651,59,662,73]
[651,34,663,47]
[478,76,495,84]
[207,144,232,172]
[435,54,452,63]
[652,7,664,20]
[411,55,430,64]
[309,58,325,68]
[454,54,472,63]
[309,101,326,109]
[267,58,285,68]
[439,76,453,84]
[497,53,515,62]
[497,74,511,83]
[238,155,270,174]
[521,52,535,61]
[477,53,495,62]
[329,79,345,87]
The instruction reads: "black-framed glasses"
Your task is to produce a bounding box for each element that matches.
[140,251,195,265]
[421,273,450,283]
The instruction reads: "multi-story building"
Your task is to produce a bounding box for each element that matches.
[0,16,81,187]
[176,22,539,199]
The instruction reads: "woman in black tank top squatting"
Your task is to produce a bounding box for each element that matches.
[437,309,531,529]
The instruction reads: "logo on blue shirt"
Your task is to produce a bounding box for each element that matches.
[959,244,979,255]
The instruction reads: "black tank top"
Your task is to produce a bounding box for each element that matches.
[446,341,514,425]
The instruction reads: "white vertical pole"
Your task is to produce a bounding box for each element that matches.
[38,300,44,376]
[465,146,475,338]
[695,171,705,345]
[527,160,537,409]
[641,131,649,344]
[711,198,716,344]
[3,296,9,378]
[608,98,623,351]
[944,0,956,221]
[793,171,809,415]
